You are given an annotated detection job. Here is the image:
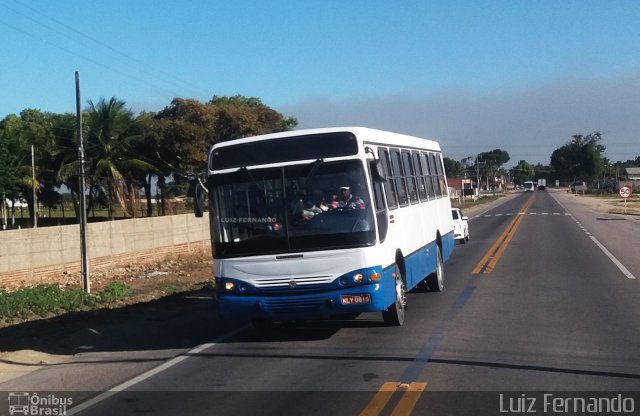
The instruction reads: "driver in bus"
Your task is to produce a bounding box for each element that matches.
[331,186,365,210]
[302,190,330,220]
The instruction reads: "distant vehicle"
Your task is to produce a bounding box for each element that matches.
[523,181,536,192]
[451,208,469,244]
[537,178,546,191]
[571,181,587,194]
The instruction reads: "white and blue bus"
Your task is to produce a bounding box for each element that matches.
[195,127,455,326]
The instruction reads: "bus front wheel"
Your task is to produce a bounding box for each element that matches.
[382,265,406,326]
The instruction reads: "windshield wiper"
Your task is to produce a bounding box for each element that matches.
[239,166,257,184]
[305,158,324,178]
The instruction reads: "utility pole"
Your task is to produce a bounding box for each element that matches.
[475,155,480,198]
[2,191,6,230]
[76,71,90,293]
[31,144,37,228]
[475,155,484,199]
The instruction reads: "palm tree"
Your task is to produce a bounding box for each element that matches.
[61,97,160,220]
[0,112,50,227]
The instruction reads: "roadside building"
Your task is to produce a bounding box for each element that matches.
[623,167,640,192]
[448,178,475,198]
[625,167,640,181]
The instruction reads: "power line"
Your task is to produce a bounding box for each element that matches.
[10,0,204,96]
[0,1,204,102]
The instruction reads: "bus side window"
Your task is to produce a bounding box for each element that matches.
[402,150,419,204]
[420,152,435,199]
[390,149,409,206]
[378,148,398,209]
[412,151,428,202]
[369,154,389,242]
[435,154,448,197]
[429,153,442,197]
[371,167,386,211]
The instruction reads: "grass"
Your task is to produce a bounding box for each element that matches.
[451,195,504,210]
[566,191,640,215]
[608,201,640,216]
[0,282,134,326]
[158,282,190,294]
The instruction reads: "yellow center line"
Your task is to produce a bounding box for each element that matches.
[471,194,535,274]
[390,382,428,416]
[359,382,398,416]
[359,381,428,416]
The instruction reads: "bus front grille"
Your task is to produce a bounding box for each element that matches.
[251,275,333,289]
[260,296,327,314]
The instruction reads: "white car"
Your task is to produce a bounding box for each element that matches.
[451,208,469,244]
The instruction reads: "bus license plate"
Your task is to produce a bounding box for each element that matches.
[341,294,371,305]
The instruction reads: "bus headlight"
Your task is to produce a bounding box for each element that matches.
[369,272,381,282]
[353,273,364,283]
[225,281,235,291]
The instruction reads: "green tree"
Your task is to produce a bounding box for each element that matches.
[477,149,510,189]
[147,96,298,201]
[550,132,606,181]
[146,98,217,177]
[443,157,465,177]
[209,95,297,143]
[146,96,297,215]
[46,113,84,219]
[512,160,535,184]
[144,98,217,214]
[533,163,554,183]
[79,97,160,219]
[0,111,57,225]
[0,121,21,201]
[478,149,510,168]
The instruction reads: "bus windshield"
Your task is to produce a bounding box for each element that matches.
[210,159,375,258]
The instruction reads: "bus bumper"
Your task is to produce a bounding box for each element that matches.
[216,284,393,320]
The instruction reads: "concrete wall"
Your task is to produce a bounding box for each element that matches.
[0,214,211,286]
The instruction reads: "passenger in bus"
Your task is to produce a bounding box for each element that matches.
[268,220,282,232]
[332,186,365,210]
[302,190,330,220]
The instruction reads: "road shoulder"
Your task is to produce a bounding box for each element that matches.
[550,189,640,280]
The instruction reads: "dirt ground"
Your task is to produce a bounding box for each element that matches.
[0,253,215,383]
[0,252,214,321]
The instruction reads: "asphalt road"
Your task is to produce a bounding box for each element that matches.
[2,190,640,416]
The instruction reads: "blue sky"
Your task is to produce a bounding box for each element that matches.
[1,0,639,165]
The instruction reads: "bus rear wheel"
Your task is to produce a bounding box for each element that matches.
[382,265,406,326]
[425,245,444,292]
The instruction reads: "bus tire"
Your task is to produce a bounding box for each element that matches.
[382,265,406,326]
[425,245,444,292]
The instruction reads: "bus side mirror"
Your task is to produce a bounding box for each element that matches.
[370,159,388,182]
[194,182,206,218]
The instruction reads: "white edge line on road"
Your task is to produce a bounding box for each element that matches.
[589,235,637,280]
[551,192,637,280]
[67,326,248,415]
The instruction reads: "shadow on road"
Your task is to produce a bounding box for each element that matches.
[0,289,389,359]
[0,288,228,357]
